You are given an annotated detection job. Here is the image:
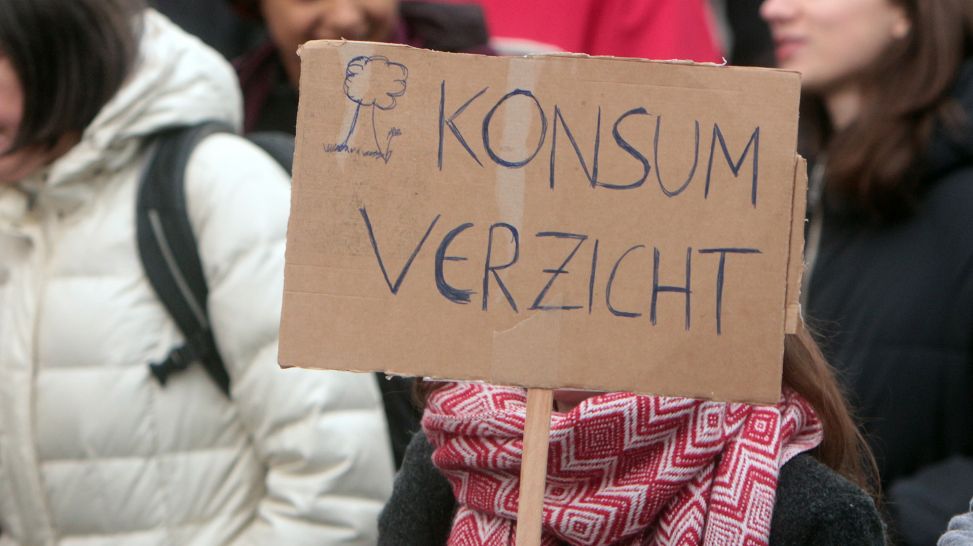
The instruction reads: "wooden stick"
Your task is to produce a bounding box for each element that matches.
[516,388,554,546]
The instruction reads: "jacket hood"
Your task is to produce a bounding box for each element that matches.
[0,10,241,224]
[926,59,973,181]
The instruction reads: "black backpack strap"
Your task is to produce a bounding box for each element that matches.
[137,122,233,396]
[246,131,295,173]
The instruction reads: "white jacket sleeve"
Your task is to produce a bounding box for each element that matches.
[185,134,395,545]
[939,500,973,546]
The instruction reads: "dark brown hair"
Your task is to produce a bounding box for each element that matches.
[0,0,145,154]
[416,323,880,498]
[807,0,973,221]
[781,324,879,497]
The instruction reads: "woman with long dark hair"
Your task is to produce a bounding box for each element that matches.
[378,326,884,545]
[760,0,973,543]
[0,1,394,543]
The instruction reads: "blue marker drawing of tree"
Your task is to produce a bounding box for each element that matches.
[341,55,408,159]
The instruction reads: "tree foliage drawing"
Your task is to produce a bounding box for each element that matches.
[334,55,408,163]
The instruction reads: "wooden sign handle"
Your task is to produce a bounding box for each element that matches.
[516,388,554,546]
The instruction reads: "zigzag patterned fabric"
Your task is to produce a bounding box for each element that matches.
[423,382,823,546]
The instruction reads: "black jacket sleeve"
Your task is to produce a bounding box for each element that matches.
[379,431,456,546]
[771,454,886,545]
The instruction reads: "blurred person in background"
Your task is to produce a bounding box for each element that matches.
[231,0,492,134]
[149,0,263,59]
[473,0,722,60]
[0,1,393,544]
[760,0,973,543]
[379,327,885,545]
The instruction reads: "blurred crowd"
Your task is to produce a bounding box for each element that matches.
[0,0,971,545]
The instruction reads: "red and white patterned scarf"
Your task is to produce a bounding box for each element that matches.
[423,382,823,546]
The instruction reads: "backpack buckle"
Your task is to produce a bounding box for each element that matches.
[148,343,196,386]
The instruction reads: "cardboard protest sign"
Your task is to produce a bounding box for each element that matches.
[279,41,804,404]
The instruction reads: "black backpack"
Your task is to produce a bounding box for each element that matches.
[136,122,418,468]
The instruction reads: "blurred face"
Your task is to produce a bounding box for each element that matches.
[760,0,911,93]
[0,56,40,184]
[0,56,77,185]
[261,0,398,86]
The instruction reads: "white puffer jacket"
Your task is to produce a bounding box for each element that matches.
[0,11,393,546]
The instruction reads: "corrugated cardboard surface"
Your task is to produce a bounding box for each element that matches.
[280,41,802,404]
